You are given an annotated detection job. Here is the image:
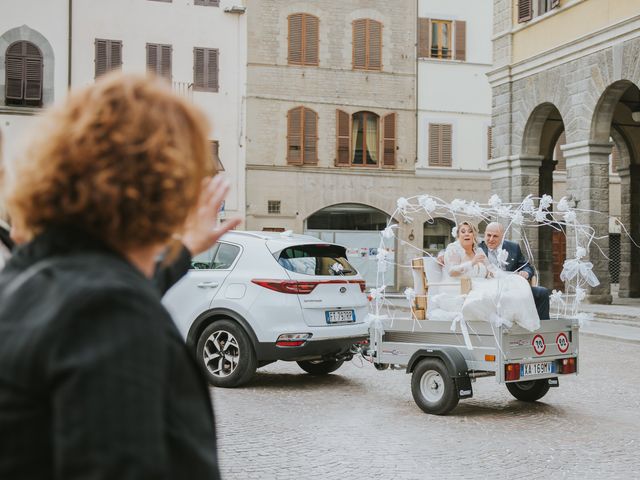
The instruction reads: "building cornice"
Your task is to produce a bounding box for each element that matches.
[247,94,416,112]
[489,13,640,87]
[246,164,490,181]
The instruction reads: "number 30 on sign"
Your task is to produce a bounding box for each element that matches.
[532,334,546,355]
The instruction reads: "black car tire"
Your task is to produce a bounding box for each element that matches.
[506,379,551,402]
[196,319,257,388]
[411,358,459,415]
[297,359,345,375]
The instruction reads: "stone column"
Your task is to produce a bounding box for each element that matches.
[538,160,556,288]
[617,165,640,297]
[508,156,543,273]
[562,141,612,304]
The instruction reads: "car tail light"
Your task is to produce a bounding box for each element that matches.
[251,279,318,294]
[252,279,366,294]
[276,333,312,347]
[558,357,577,374]
[505,363,521,381]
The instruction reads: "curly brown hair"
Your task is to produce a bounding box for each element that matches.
[6,72,213,250]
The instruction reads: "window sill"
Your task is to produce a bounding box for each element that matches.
[352,67,383,72]
[193,87,219,93]
[0,105,42,115]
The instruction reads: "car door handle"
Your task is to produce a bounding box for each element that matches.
[197,281,220,289]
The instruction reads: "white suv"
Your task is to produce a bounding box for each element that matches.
[163,231,370,387]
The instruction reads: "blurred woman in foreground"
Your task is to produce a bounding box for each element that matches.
[0,73,234,479]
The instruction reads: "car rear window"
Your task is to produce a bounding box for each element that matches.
[277,244,356,276]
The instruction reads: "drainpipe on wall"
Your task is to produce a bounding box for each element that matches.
[415,0,419,169]
[68,0,73,89]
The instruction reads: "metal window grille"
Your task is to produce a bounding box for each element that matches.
[609,233,621,284]
[268,201,281,215]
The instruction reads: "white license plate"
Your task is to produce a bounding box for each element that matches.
[325,310,355,324]
[521,362,555,377]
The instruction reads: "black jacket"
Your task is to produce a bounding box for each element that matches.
[0,227,220,480]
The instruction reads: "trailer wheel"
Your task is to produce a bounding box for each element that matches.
[506,379,550,402]
[411,358,459,415]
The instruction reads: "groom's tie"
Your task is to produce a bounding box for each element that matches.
[488,249,501,270]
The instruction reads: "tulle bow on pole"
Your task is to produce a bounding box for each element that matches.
[559,258,600,287]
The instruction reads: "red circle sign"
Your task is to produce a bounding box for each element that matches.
[556,333,569,353]
[532,334,546,355]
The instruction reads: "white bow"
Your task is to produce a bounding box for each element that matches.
[560,259,600,287]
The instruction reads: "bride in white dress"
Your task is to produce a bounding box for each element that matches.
[438,221,540,331]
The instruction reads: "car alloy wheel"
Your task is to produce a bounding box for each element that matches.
[202,329,240,378]
[197,319,257,388]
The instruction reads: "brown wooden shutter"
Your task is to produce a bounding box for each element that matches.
[304,15,319,66]
[429,123,452,167]
[487,126,493,160]
[288,13,303,65]
[369,20,383,69]
[5,56,24,100]
[24,57,42,100]
[207,49,218,90]
[287,107,303,165]
[147,44,158,72]
[441,124,452,166]
[368,20,382,70]
[303,108,318,164]
[382,113,396,167]
[353,19,366,69]
[428,124,440,166]
[336,110,351,166]
[194,48,205,87]
[110,40,122,70]
[95,39,108,78]
[418,18,430,58]
[454,21,466,61]
[160,45,171,80]
[518,0,533,23]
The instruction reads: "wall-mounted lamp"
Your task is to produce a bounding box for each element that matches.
[408,229,415,242]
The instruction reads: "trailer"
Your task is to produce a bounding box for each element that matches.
[365,257,580,415]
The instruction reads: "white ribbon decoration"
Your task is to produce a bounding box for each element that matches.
[450,313,473,350]
[560,259,600,287]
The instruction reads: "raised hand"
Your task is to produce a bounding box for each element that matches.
[181,176,242,256]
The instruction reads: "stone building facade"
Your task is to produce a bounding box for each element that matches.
[488,0,640,302]
[245,0,492,289]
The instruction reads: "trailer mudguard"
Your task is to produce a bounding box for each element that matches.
[406,347,473,399]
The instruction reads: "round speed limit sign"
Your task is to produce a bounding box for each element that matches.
[532,334,546,355]
[556,332,569,353]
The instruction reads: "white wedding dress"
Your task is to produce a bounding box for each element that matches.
[429,241,540,331]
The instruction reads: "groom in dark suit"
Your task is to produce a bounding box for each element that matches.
[479,222,550,320]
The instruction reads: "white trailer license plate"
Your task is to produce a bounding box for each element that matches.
[325,310,355,324]
[521,362,555,377]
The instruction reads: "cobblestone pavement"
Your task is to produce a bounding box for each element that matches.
[212,335,640,480]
